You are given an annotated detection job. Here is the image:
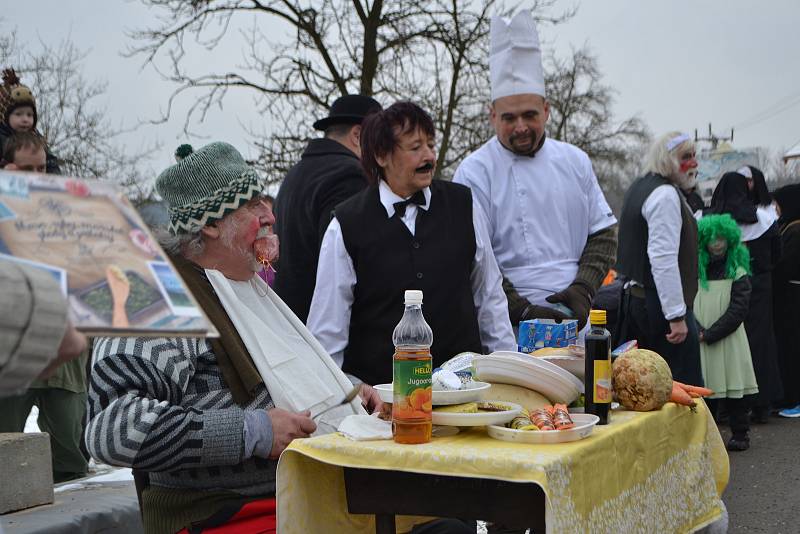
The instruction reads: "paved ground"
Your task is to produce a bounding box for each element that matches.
[721,415,800,533]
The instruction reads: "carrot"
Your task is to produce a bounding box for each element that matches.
[674,381,714,398]
[671,382,697,407]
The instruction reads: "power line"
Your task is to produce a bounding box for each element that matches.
[735,89,800,130]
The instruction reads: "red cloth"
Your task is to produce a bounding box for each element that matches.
[176,498,276,534]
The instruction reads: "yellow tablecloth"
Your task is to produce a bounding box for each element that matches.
[277,402,729,533]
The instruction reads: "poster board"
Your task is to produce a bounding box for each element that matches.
[0,170,217,338]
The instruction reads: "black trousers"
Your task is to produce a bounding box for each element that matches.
[707,397,751,437]
[616,286,703,386]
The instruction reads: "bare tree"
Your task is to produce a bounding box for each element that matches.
[544,46,650,213]
[1,28,158,202]
[128,0,575,182]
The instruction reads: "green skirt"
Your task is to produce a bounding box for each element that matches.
[694,278,759,399]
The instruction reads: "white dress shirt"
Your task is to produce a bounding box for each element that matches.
[454,137,617,306]
[641,184,686,320]
[307,179,515,369]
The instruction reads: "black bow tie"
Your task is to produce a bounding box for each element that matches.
[393,190,426,217]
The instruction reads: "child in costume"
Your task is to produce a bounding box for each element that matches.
[0,68,60,173]
[694,214,758,451]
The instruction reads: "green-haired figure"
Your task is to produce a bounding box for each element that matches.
[694,214,758,451]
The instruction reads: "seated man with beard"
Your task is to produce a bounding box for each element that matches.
[85,142,380,533]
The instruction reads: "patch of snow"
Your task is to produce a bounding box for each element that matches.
[24,406,40,433]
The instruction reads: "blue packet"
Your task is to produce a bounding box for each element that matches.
[518,318,578,352]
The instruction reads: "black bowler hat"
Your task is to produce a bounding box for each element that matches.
[312,94,382,131]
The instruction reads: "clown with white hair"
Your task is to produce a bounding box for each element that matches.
[616,131,704,385]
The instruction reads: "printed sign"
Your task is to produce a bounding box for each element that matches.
[0,170,217,337]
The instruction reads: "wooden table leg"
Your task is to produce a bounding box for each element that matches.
[375,513,396,534]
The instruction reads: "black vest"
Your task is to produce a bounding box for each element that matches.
[616,173,699,310]
[335,180,483,385]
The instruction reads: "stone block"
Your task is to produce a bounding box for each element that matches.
[0,433,53,514]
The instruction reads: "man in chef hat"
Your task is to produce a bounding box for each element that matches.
[454,10,617,333]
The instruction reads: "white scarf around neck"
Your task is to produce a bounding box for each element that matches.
[206,269,365,434]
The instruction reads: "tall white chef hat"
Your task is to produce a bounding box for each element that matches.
[489,10,546,101]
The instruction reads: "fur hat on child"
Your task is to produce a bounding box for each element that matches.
[156,142,266,235]
[0,69,37,128]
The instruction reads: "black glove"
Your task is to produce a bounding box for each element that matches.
[521,304,569,322]
[546,282,593,330]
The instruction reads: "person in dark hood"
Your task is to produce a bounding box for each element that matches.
[743,165,772,207]
[708,172,757,223]
[273,95,381,323]
[709,166,783,423]
[773,183,800,417]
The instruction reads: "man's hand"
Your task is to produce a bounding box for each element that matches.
[358,383,383,415]
[267,408,317,459]
[522,304,569,322]
[666,319,688,345]
[698,329,705,343]
[545,282,593,330]
[39,321,88,379]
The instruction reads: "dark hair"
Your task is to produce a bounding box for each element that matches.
[774,183,800,225]
[746,166,772,207]
[1,131,47,166]
[360,101,436,185]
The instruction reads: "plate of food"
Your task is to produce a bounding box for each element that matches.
[431,400,521,427]
[374,381,491,406]
[487,406,599,444]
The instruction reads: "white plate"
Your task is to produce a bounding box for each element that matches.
[374,382,491,406]
[474,361,580,404]
[432,401,522,427]
[535,355,585,380]
[486,352,585,392]
[487,413,600,444]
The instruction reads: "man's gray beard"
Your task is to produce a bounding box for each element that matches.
[671,172,697,190]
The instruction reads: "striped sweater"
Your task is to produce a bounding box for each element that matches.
[86,336,277,495]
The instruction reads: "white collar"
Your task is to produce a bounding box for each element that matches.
[378,179,431,218]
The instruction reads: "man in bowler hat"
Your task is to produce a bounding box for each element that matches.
[274,94,381,322]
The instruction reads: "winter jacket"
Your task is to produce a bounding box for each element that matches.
[273,138,368,322]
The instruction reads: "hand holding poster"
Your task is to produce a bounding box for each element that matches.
[0,170,217,337]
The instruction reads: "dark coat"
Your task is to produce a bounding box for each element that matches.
[273,138,368,322]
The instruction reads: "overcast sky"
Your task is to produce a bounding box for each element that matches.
[5,0,800,178]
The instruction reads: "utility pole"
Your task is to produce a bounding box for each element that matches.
[694,123,734,151]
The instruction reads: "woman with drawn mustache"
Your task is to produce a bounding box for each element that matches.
[307,101,515,391]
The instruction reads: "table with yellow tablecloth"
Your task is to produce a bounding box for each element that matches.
[277,402,729,534]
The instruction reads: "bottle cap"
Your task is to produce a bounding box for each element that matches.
[404,289,423,304]
[589,309,607,325]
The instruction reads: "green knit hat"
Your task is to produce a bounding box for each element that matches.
[156,142,265,235]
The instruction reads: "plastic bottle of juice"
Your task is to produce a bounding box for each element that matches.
[584,309,611,424]
[392,290,433,444]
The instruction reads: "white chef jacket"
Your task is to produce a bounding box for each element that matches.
[307,179,515,368]
[453,136,617,306]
